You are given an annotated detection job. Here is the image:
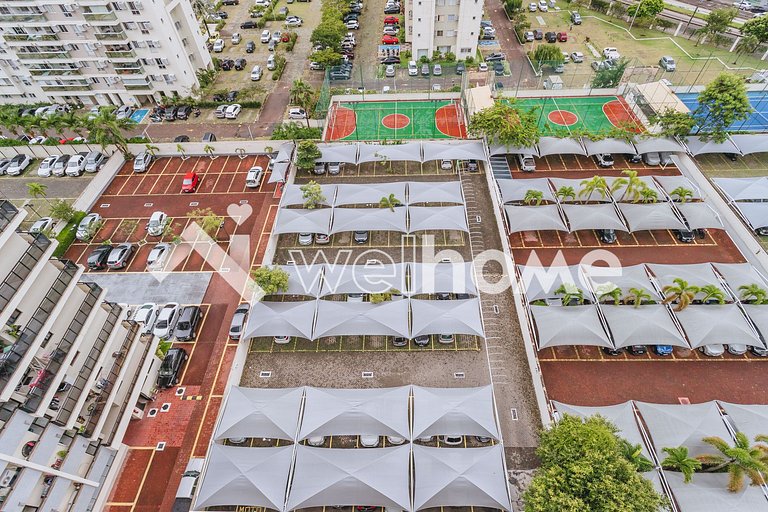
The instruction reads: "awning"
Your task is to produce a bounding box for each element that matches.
[410,298,485,337]
[732,202,768,230]
[213,386,304,442]
[633,136,685,154]
[653,175,702,201]
[675,305,762,349]
[530,305,612,349]
[582,137,637,156]
[280,184,336,207]
[684,136,740,156]
[582,263,659,299]
[275,264,324,297]
[407,181,464,205]
[274,141,295,163]
[242,300,316,340]
[718,401,768,441]
[330,207,407,234]
[647,263,722,290]
[496,178,554,203]
[357,143,423,163]
[408,206,469,233]
[601,305,688,348]
[561,204,628,232]
[316,143,359,164]
[489,143,538,156]
[409,262,477,295]
[274,208,332,235]
[517,264,592,302]
[411,385,500,439]
[334,182,407,207]
[665,471,768,512]
[319,263,406,296]
[713,176,768,201]
[504,205,568,232]
[729,133,768,156]
[676,202,723,230]
[269,161,290,184]
[421,141,487,162]
[634,81,690,114]
[739,305,768,348]
[537,136,586,156]
[617,203,687,232]
[712,262,768,292]
[313,299,410,338]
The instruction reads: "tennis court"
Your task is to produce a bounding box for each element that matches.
[506,96,643,136]
[677,91,768,132]
[325,99,467,141]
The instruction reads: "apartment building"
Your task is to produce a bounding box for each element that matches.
[405,0,484,60]
[0,0,212,107]
[0,201,158,511]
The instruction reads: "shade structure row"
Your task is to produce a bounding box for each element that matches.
[713,176,768,232]
[489,136,685,158]
[281,181,465,207]
[314,141,488,165]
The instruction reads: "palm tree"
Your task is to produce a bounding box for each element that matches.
[0,109,24,136]
[289,79,315,127]
[697,432,768,492]
[61,110,86,138]
[623,287,652,308]
[738,283,768,304]
[556,185,576,202]
[619,169,644,202]
[609,176,628,198]
[598,286,623,305]
[670,186,694,203]
[523,189,544,206]
[145,143,160,157]
[84,107,135,156]
[27,115,50,138]
[176,143,189,160]
[578,175,608,203]
[620,439,654,472]
[636,185,658,204]
[662,278,699,311]
[662,446,702,483]
[379,193,402,212]
[203,144,217,159]
[698,284,726,304]
[555,283,584,306]
[46,114,67,139]
[26,182,50,205]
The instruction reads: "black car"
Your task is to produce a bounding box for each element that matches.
[175,305,202,341]
[413,335,429,347]
[384,5,400,13]
[393,336,408,347]
[216,10,228,18]
[675,229,695,243]
[380,55,400,64]
[220,58,235,71]
[245,40,256,53]
[628,345,647,356]
[174,135,190,142]
[353,230,369,243]
[343,13,359,21]
[157,348,188,388]
[234,58,247,70]
[456,62,465,74]
[202,132,217,142]
[164,106,178,121]
[485,52,505,61]
[226,90,238,101]
[533,29,544,40]
[598,229,617,244]
[87,245,113,270]
[626,153,642,163]
[222,0,239,4]
[240,20,257,29]
[545,31,557,43]
[602,347,623,356]
[176,105,192,120]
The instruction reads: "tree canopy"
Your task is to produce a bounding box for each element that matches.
[300,180,326,209]
[697,8,737,46]
[532,45,565,67]
[251,266,290,296]
[591,58,628,88]
[468,101,539,148]
[628,0,664,18]
[311,47,343,67]
[651,108,697,138]
[296,140,322,170]
[694,72,753,142]
[742,14,768,43]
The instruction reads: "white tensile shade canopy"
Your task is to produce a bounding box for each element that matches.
[530,305,612,349]
[409,262,477,295]
[330,207,408,234]
[503,205,568,232]
[561,204,628,232]
[421,141,487,162]
[407,180,464,204]
[605,176,659,201]
[729,133,768,156]
[334,182,407,207]
[647,263,722,290]
[633,136,684,154]
[280,184,336,207]
[411,385,500,439]
[488,143,538,156]
[675,305,762,349]
[273,208,332,235]
[357,143,423,163]
[312,300,410,339]
[274,141,295,163]
[582,263,659,300]
[285,445,412,511]
[241,300,316,340]
[496,178,554,203]
[712,262,768,292]
[600,305,687,349]
[408,206,469,233]
[582,137,637,156]
[316,143,359,164]
[319,263,407,296]
[213,387,304,442]
[617,203,687,232]
[738,305,768,348]
[665,472,768,512]
[517,264,592,302]
[297,386,411,439]
[409,298,485,337]
[653,175,702,201]
[269,161,290,184]
[194,444,293,510]
[548,178,598,203]
[717,402,768,441]
[713,176,768,201]
[275,264,324,297]
[685,136,740,156]
[537,136,586,156]
[733,202,768,230]
[677,202,723,230]
[412,444,511,511]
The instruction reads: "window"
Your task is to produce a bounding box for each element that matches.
[40,331,53,349]
[6,309,21,326]
[124,21,137,30]
[90,77,100,83]
[139,21,152,34]
[447,14,456,21]
[436,30,443,36]
[460,47,472,53]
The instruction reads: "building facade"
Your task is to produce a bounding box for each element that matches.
[405,0,483,60]
[0,201,158,511]
[0,0,212,106]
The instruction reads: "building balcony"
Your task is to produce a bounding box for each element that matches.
[0,200,19,233]
[105,49,136,58]
[41,82,92,91]
[17,52,71,60]
[4,33,59,42]
[0,233,51,313]
[29,68,81,77]
[0,13,46,23]
[123,81,152,90]
[94,31,127,41]
[83,11,118,22]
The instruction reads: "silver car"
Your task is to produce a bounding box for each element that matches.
[229,303,249,340]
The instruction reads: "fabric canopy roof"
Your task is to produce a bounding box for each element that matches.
[548,177,610,203]
[286,445,411,511]
[537,137,586,156]
[582,263,658,299]
[334,183,407,207]
[504,205,568,232]
[489,143,538,156]
[647,263,721,290]
[685,136,740,156]
[274,142,295,163]
[298,386,411,439]
[633,136,685,154]
[497,178,554,203]
[582,137,637,156]
[276,264,323,296]
[313,300,410,338]
[665,472,768,512]
[411,385,500,439]
[269,161,290,184]
[422,141,486,162]
[653,175,702,201]
[274,208,332,235]
[712,262,768,292]
[732,202,768,229]
[713,176,768,201]
[408,206,469,232]
[517,264,592,302]
[675,305,761,349]
[718,401,768,441]
[357,143,422,163]
[330,207,407,234]
[410,298,485,337]
[409,262,477,295]
[316,143,359,164]
[739,305,768,347]
[561,204,628,232]
[281,184,336,207]
[606,176,659,201]
[412,444,511,511]
[676,202,723,230]
[729,133,768,156]
[320,263,406,296]
[214,387,303,442]
[617,203,687,232]
[407,180,464,205]
[530,305,612,349]
[195,444,294,510]
[601,305,687,348]
[242,300,316,340]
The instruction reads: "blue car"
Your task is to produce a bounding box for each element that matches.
[654,345,674,356]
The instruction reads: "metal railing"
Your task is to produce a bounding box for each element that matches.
[83,11,117,21]
[0,200,18,233]
[0,233,50,312]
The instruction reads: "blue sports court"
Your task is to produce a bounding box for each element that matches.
[676,91,768,132]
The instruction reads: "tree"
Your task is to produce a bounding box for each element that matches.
[556,186,576,202]
[694,73,753,143]
[669,186,694,203]
[628,0,664,19]
[155,339,173,358]
[595,283,622,305]
[290,79,315,127]
[734,34,761,62]
[0,109,24,136]
[504,0,523,14]
[251,266,290,296]
[311,47,343,67]
[636,185,658,203]
[297,140,321,171]
[617,169,644,202]
[698,284,726,304]
[300,180,326,209]
[651,108,697,139]
[555,283,584,305]
[61,110,85,138]
[661,278,699,311]
[145,143,159,156]
[697,432,768,492]
[176,143,189,160]
[523,415,667,512]
[661,446,702,483]
[591,58,628,88]
[49,199,76,222]
[742,14,768,44]
[203,144,217,159]
[524,189,544,206]
[370,288,401,303]
[738,283,768,304]
[620,439,655,472]
[379,193,402,211]
[84,107,135,156]
[311,18,347,49]
[624,287,653,307]
[532,45,565,69]
[579,176,609,202]
[26,182,50,205]
[468,101,540,148]
[697,8,737,46]
[187,207,224,239]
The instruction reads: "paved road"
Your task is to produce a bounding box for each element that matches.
[486,0,538,88]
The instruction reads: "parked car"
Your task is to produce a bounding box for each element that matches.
[523,31,534,42]
[288,107,307,119]
[229,303,249,340]
[485,52,505,61]
[5,154,32,176]
[593,153,614,167]
[107,242,134,269]
[76,213,102,240]
[598,228,617,244]
[240,20,257,29]
[182,171,200,193]
[570,51,584,63]
[51,154,71,177]
[147,211,169,236]
[627,345,647,356]
[133,151,153,173]
[251,65,263,81]
[433,63,442,75]
[675,229,695,243]
[360,435,379,447]
[176,305,202,341]
[157,347,188,387]
[84,151,106,172]
[571,11,582,24]
[246,166,264,187]
[87,244,113,270]
[114,105,133,120]
[261,29,271,43]
[213,38,225,52]
[154,302,180,338]
[642,152,661,165]
[202,132,217,142]
[234,58,247,70]
[603,46,620,59]
[225,104,242,119]
[659,55,676,71]
[545,31,557,43]
[653,345,674,356]
[133,303,159,334]
[285,15,303,26]
[298,233,314,245]
[354,230,369,243]
[231,32,242,44]
[245,40,256,53]
[529,2,537,10]
[442,435,463,446]
[382,35,399,44]
[557,31,568,42]
[65,154,86,176]
[267,54,276,70]
[327,162,341,175]
[147,242,172,271]
[385,64,396,77]
[164,105,179,120]
[700,344,725,357]
[29,217,54,235]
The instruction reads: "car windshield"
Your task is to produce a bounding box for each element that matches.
[178,321,189,330]
[231,323,241,333]
[156,319,168,329]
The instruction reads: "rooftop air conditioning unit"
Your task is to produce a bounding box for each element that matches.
[0,469,16,488]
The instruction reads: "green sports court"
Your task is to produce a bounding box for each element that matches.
[325,100,468,141]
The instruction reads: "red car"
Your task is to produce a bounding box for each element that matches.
[281,32,291,42]
[381,35,399,44]
[557,32,567,42]
[181,171,200,193]
[384,16,399,24]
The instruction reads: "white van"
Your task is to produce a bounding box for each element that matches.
[517,154,536,172]
[408,60,418,76]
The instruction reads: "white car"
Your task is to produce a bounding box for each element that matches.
[114,105,133,120]
[285,15,303,26]
[87,106,101,120]
[346,19,359,29]
[659,55,676,71]
[29,217,54,234]
[147,211,169,236]
[260,29,271,43]
[274,335,291,344]
[267,54,276,70]
[307,436,325,446]
[408,60,418,76]
[603,47,620,60]
[147,242,172,271]
[6,154,32,176]
[246,166,264,188]
[529,2,537,11]
[225,104,242,119]
[29,136,46,145]
[538,0,548,11]
[386,436,406,445]
[132,302,159,334]
[440,159,452,170]
[213,38,225,52]
[231,32,241,44]
[133,151,153,173]
[272,31,282,43]
[479,62,488,71]
[37,156,58,177]
[251,65,262,81]
[65,154,86,176]
[570,51,584,63]
[153,302,180,338]
[52,154,70,177]
[385,64,395,77]
[288,107,307,119]
[76,213,103,240]
[360,435,380,447]
[442,435,463,446]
